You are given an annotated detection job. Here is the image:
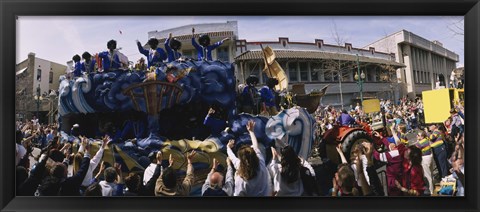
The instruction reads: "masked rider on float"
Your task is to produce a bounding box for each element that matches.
[136,37,167,76]
[165,33,183,62]
[191,27,230,61]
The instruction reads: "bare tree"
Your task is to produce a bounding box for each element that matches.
[445,17,464,55]
[446,17,464,37]
[322,20,355,109]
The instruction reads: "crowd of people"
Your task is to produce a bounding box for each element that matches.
[14,21,467,197]
[15,91,465,196]
[15,93,465,197]
[313,96,465,197]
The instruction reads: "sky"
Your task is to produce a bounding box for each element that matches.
[17,16,464,67]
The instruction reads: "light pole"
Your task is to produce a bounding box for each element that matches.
[48,90,57,124]
[355,54,365,106]
[34,85,43,122]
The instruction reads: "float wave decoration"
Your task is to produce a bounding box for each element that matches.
[265,107,315,160]
[58,58,315,195]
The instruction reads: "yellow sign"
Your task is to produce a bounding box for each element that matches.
[362,99,381,114]
[422,88,463,124]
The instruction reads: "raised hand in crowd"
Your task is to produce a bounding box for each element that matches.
[61,142,71,155]
[226,157,232,168]
[227,139,235,149]
[271,147,278,161]
[246,120,260,150]
[355,154,371,195]
[102,135,111,147]
[94,161,106,180]
[186,150,197,165]
[362,142,374,167]
[246,120,255,132]
[211,158,219,172]
[114,163,124,184]
[168,154,174,168]
[336,143,348,164]
[207,108,215,116]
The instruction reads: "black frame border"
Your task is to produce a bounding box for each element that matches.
[1,0,479,211]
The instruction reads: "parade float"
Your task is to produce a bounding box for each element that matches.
[57,38,319,195]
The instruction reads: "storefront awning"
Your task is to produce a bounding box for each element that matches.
[235,50,405,68]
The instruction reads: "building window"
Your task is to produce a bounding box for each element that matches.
[310,63,321,82]
[248,63,261,81]
[37,69,42,81]
[299,62,308,82]
[333,70,339,82]
[288,62,298,82]
[375,69,381,82]
[345,43,352,51]
[216,47,229,62]
[323,69,332,82]
[366,70,374,82]
[49,71,53,83]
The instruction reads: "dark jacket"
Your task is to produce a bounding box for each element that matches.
[365,165,385,196]
[17,158,48,196]
[138,164,162,196]
[60,156,91,196]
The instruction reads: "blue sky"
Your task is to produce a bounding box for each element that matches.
[17,16,464,67]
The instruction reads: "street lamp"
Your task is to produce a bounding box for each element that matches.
[355,54,366,106]
[34,85,43,122]
[48,90,57,124]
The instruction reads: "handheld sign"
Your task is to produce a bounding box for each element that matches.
[362,99,381,114]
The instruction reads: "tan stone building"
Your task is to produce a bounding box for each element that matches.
[16,53,66,123]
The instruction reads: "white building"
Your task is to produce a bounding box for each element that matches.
[146,23,460,107]
[147,21,238,64]
[147,21,404,107]
[365,29,459,98]
[234,37,405,107]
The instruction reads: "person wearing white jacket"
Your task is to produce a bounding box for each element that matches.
[73,135,109,189]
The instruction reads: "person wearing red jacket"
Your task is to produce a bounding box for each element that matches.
[372,130,407,196]
[395,146,425,196]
